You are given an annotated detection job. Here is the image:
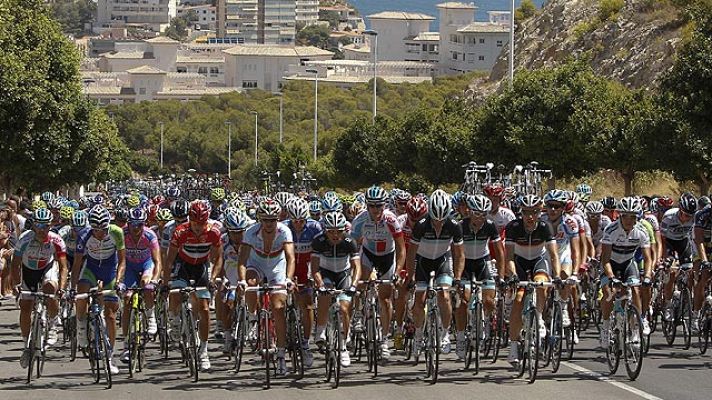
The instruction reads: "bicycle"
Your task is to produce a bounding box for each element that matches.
[461,279,485,374]
[514,280,552,384]
[285,283,306,380]
[317,287,350,389]
[226,285,249,373]
[416,271,446,385]
[356,279,391,377]
[123,285,153,378]
[662,261,693,349]
[75,286,116,389]
[604,280,644,380]
[169,282,207,383]
[697,262,712,354]
[401,286,417,361]
[60,290,78,362]
[20,291,55,384]
[155,283,170,359]
[243,279,283,389]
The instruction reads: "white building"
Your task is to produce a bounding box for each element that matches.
[216,0,296,44]
[296,0,319,26]
[367,11,435,62]
[223,45,333,91]
[284,59,433,88]
[342,43,371,61]
[437,2,509,74]
[96,0,178,33]
[177,4,217,31]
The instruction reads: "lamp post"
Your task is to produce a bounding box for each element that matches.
[159,121,164,169]
[306,68,319,161]
[363,29,378,123]
[225,121,232,178]
[251,111,258,166]
[275,93,284,144]
[508,0,515,87]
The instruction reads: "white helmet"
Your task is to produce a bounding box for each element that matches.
[428,190,451,221]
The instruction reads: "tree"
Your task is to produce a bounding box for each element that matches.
[165,13,192,41]
[50,0,96,36]
[514,0,537,23]
[296,24,331,48]
[0,0,131,192]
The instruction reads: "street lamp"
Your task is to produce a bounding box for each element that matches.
[225,121,232,178]
[306,68,319,161]
[251,111,258,166]
[363,29,378,123]
[159,121,164,169]
[508,0,515,87]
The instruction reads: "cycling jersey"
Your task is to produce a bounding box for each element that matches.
[243,222,293,273]
[590,215,612,249]
[123,226,159,267]
[661,208,694,241]
[397,214,413,248]
[541,213,579,264]
[161,220,181,250]
[311,234,359,273]
[14,231,66,270]
[170,222,222,265]
[222,233,240,284]
[286,218,323,283]
[461,218,499,260]
[58,225,86,262]
[350,209,403,255]
[694,205,712,243]
[504,220,554,260]
[76,225,125,269]
[635,219,656,264]
[644,212,660,232]
[488,207,516,234]
[600,220,650,264]
[410,217,463,260]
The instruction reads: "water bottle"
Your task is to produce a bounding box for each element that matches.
[673,289,681,300]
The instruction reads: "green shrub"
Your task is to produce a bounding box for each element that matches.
[599,0,626,21]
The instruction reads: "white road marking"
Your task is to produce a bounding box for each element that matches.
[562,361,663,400]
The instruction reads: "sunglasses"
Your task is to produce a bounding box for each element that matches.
[546,203,564,210]
[129,222,144,228]
[367,203,384,209]
[471,211,487,218]
[522,210,540,216]
[34,223,50,230]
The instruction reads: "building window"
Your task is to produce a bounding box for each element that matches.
[139,87,146,95]
[422,44,427,51]
[242,80,257,88]
[177,66,187,73]
[210,67,219,76]
[467,53,475,63]
[479,38,485,44]
[497,40,503,47]
[479,55,485,61]
[198,67,208,75]
[452,51,458,60]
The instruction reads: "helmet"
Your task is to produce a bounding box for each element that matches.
[394,189,411,203]
[601,196,617,210]
[406,197,428,221]
[617,197,642,214]
[33,208,52,224]
[88,205,111,229]
[210,187,226,202]
[679,192,697,214]
[114,208,129,222]
[47,198,63,210]
[170,199,190,219]
[224,208,251,231]
[564,191,578,213]
[452,191,466,208]
[229,197,245,211]
[309,200,322,214]
[67,200,80,209]
[483,184,505,199]
[585,201,604,215]
[92,194,105,206]
[189,201,210,223]
[323,211,347,230]
[428,189,451,221]
[128,207,147,223]
[274,192,293,208]
[256,198,281,220]
[323,191,339,201]
[520,194,543,209]
[350,200,365,216]
[321,196,343,212]
[71,210,88,228]
[465,194,492,213]
[31,200,47,210]
[365,185,389,205]
[152,195,165,205]
[699,196,711,209]
[40,192,55,202]
[156,208,173,222]
[575,183,593,201]
[510,196,522,215]
[126,196,140,208]
[544,189,568,204]
[656,196,674,211]
[59,206,74,221]
[287,198,309,220]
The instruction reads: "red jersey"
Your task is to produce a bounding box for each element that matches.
[170,222,222,265]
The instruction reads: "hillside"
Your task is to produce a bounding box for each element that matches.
[488,0,686,88]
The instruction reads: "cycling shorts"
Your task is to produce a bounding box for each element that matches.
[20,264,59,300]
[124,259,154,290]
[170,259,211,300]
[514,256,550,281]
[79,263,119,302]
[415,254,453,290]
[601,259,640,286]
[463,257,495,290]
[321,268,352,303]
[361,247,395,280]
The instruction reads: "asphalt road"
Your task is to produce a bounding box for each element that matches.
[0,300,710,400]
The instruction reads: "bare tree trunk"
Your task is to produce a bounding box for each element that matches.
[697,172,710,196]
[623,168,634,196]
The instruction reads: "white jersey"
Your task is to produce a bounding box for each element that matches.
[488,207,515,233]
[601,220,650,264]
[661,208,694,241]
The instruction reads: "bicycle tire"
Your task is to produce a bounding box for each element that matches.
[333,309,342,389]
[184,309,198,382]
[287,307,305,380]
[87,318,99,383]
[129,307,138,378]
[662,298,677,346]
[623,306,644,380]
[26,325,36,384]
[698,304,710,355]
[68,317,78,362]
[682,288,692,350]
[37,317,48,379]
[464,310,474,370]
[474,301,482,374]
[234,305,247,372]
[367,304,379,376]
[98,317,113,389]
[526,311,540,384]
[493,297,505,363]
[566,300,576,361]
[158,295,169,359]
[426,308,441,384]
[550,303,563,373]
[262,310,271,389]
[606,317,620,375]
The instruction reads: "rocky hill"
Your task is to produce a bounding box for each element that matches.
[487,0,686,89]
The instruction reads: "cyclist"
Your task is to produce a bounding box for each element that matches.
[661,192,697,321]
[309,200,322,221]
[236,198,295,376]
[692,199,712,332]
[164,201,224,371]
[586,201,611,257]
[484,184,516,234]
[209,187,226,221]
[602,196,619,222]
[12,208,68,367]
[350,185,406,360]
[504,194,560,367]
[118,207,162,363]
[161,199,189,260]
[73,205,126,375]
[407,189,463,356]
[599,197,652,348]
[454,194,505,360]
[58,210,89,275]
[220,208,251,354]
[284,197,322,367]
[311,211,361,367]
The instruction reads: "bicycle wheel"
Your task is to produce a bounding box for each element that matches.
[234,305,248,372]
[623,306,644,380]
[68,316,78,362]
[367,304,379,376]
[550,303,563,373]
[98,318,113,389]
[184,309,199,382]
[26,324,36,384]
[526,311,540,383]
[287,307,304,380]
[37,316,48,379]
[158,296,169,359]
[128,308,138,378]
[426,309,441,384]
[87,319,99,383]
[650,284,661,333]
[261,310,271,389]
[493,298,505,363]
[332,310,342,389]
[566,301,576,361]
[662,298,677,346]
[681,288,692,350]
[468,301,482,374]
[698,304,710,355]
[606,318,620,375]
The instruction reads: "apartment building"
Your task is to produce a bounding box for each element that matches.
[96,0,178,32]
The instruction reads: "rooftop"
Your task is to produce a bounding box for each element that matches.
[342,43,370,53]
[367,11,435,20]
[436,2,478,10]
[285,75,432,84]
[126,65,167,74]
[103,51,147,59]
[457,22,509,33]
[305,60,434,69]
[146,36,180,44]
[409,32,440,41]
[176,56,224,64]
[223,45,333,57]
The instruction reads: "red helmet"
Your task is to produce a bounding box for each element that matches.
[483,184,505,199]
[406,197,428,221]
[189,201,210,223]
[152,195,165,205]
[148,204,159,222]
[657,196,674,210]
